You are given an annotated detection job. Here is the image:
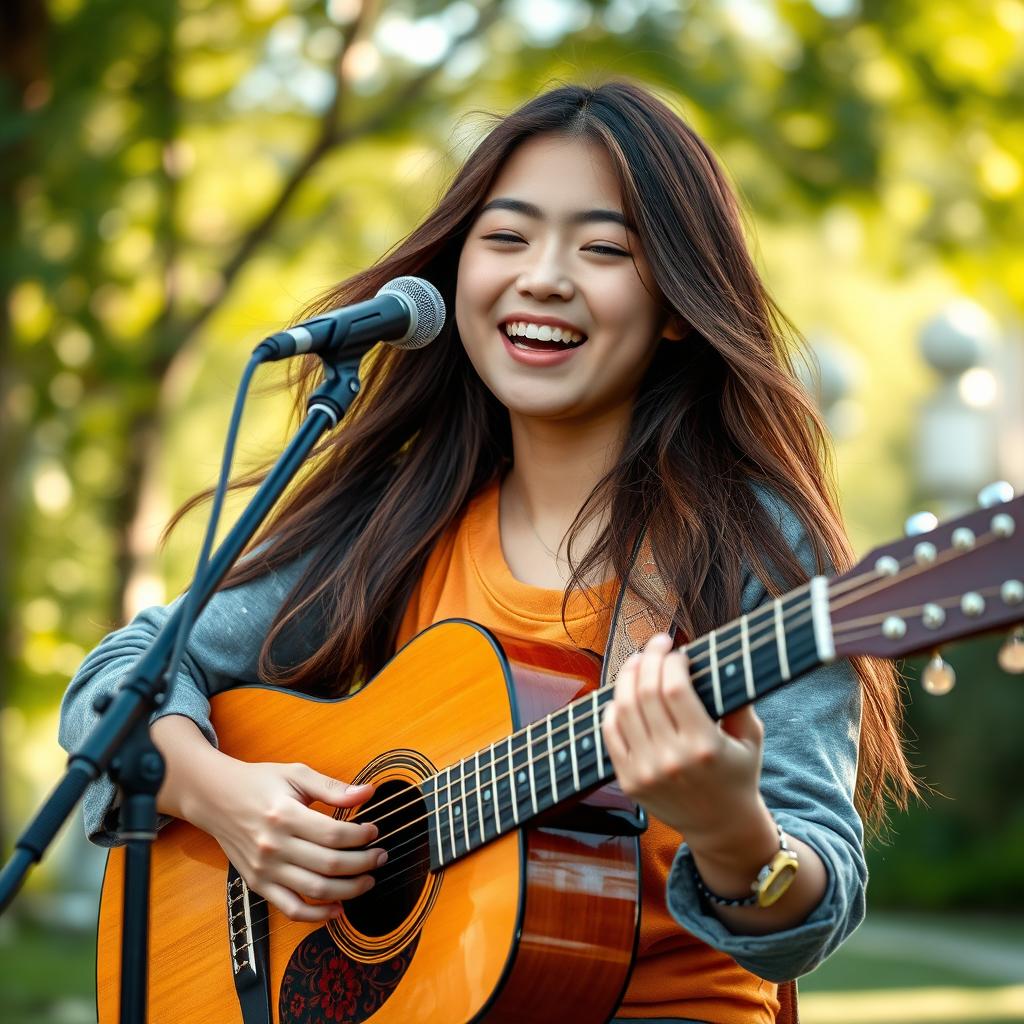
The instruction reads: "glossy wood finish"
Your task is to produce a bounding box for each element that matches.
[97,620,640,1023]
[481,827,639,1024]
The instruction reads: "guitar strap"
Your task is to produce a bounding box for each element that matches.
[605,530,800,1024]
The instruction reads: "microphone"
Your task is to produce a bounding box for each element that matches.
[254,276,445,363]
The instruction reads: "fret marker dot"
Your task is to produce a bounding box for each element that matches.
[725,663,737,677]
[517,771,527,785]
[454,806,461,816]
[581,737,592,750]
[484,789,492,801]
[557,750,568,764]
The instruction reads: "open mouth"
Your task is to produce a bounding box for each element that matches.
[500,320,589,352]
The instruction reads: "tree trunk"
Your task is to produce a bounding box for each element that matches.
[0,0,51,857]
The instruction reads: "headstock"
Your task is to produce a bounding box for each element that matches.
[829,494,1023,662]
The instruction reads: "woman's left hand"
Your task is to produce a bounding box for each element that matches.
[602,631,769,854]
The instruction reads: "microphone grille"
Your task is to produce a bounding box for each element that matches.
[377,276,446,349]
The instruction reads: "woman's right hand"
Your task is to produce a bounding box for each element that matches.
[187,758,387,923]
[151,715,385,922]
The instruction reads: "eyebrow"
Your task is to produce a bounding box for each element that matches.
[478,197,633,231]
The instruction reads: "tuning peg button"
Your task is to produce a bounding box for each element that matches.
[998,628,1024,674]
[922,652,956,695]
[905,512,939,537]
[978,481,1015,507]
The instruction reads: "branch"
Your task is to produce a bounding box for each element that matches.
[170,0,502,354]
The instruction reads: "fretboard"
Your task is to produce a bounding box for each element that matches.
[421,579,830,870]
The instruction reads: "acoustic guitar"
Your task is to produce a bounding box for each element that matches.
[96,495,1023,1023]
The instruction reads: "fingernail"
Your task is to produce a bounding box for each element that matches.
[653,632,673,647]
[376,850,388,867]
[367,823,379,840]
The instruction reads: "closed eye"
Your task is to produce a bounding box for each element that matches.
[482,233,629,257]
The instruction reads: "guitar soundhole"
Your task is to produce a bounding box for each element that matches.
[345,779,430,938]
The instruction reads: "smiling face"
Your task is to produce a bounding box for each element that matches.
[456,133,684,427]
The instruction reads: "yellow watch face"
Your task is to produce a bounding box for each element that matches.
[757,851,800,908]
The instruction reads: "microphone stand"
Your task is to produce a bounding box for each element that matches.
[0,355,363,1023]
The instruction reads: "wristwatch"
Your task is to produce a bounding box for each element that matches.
[691,820,800,909]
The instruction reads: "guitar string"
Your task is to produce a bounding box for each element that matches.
[345,588,814,832]
[342,528,999,847]
[318,546,1016,902]
[301,533,939,838]
[205,595,824,957]
[340,524,994,835]
[219,599,829,950]
[221,575,1007,953]
[332,581,1011,883]
[357,528,1004,839]
[211,526,1013,952]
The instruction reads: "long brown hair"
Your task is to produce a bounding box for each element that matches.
[169,79,916,832]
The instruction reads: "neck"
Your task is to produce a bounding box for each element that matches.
[504,405,631,554]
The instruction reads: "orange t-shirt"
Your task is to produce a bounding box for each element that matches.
[396,479,779,1023]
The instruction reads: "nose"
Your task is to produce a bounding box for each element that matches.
[515,243,574,301]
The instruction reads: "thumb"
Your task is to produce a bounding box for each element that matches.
[719,704,764,747]
[291,765,374,808]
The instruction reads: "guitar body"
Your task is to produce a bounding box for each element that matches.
[97,620,641,1023]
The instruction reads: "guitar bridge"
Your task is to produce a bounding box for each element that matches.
[226,864,272,1024]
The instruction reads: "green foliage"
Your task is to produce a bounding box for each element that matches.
[1,0,1022,909]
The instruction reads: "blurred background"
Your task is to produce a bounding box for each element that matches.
[1,0,1022,1021]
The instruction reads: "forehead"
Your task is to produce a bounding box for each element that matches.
[483,134,624,212]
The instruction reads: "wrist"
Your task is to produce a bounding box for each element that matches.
[689,810,800,910]
[686,797,777,872]
[150,715,233,826]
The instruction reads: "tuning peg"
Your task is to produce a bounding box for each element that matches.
[978,481,1015,507]
[921,651,956,695]
[998,627,1024,674]
[905,511,939,537]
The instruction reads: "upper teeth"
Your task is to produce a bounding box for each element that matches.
[504,321,585,344]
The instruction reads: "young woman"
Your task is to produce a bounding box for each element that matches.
[60,79,915,1022]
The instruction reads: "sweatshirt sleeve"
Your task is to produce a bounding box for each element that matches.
[58,555,310,847]
[663,498,867,982]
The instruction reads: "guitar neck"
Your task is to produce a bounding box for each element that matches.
[422,578,835,869]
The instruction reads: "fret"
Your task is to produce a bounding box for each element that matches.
[443,764,457,861]
[707,629,723,716]
[528,720,554,812]
[485,742,500,836]
[591,690,606,776]
[740,615,755,701]
[546,715,558,803]
[510,729,533,819]
[474,751,486,845]
[421,776,441,868]
[526,724,540,815]
[567,701,581,790]
[773,598,791,680]
[572,697,600,788]
[506,734,520,825]
[462,756,481,852]
[455,760,471,859]
[810,576,836,662]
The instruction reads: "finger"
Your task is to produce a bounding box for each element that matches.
[283,836,388,877]
[660,646,715,729]
[276,864,377,905]
[720,703,764,747]
[257,881,344,924]
[291,805,379,849]
[601,702,631,774]
[290,765,374,809]
[625,633,673,743]
[613,654,650,754]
